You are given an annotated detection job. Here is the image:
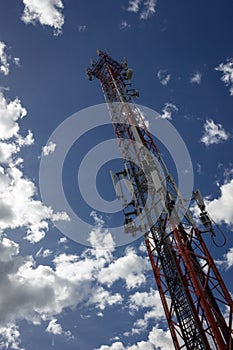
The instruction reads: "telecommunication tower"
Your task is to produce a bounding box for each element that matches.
[86,50,233,349]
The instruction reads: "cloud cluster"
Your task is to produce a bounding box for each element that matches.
[0,96,151,348]
[21,0,64,35]
[0,221,152,344]
[215,58,233,96]
[127,0,157,20]
[129,288,164,334]
[95,325,172,350]
[0,324,23,350]
[0,86,157,349]
[0,92,69,243]
[200,119,228,146]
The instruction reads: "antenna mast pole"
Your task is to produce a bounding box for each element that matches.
[86,51,233,350]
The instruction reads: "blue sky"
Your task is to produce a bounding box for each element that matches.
[0,1,233,349]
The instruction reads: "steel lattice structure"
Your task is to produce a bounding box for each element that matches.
[86,50,233,350]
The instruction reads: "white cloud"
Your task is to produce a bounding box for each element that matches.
[42,141,56,156]
[0,230,122,327]
[192,175,233,270]
[0,324,24,350]
[200,119,228,146]
[35,247,53,258]
[120,20,131,31]
[128,289,164,334]
[127,0,141,13]
[0,89,128,342]
[87,286,123,310]
[13,58,21,67]
[0,92,69,243]
[157,69,171,86]
[148,326,173,349]
[17,130,34,147]
[46,318,63,335]
[216,247,233,270]
[0,41,10,76]
[58,236,67,244]
[160,102,178,120]
[98,247,150,289]
[140,0,157,20]
[215,58,233,96]
[46,318,72,338]
[0,164,69,243]
[0,93,27,140]
[190,72,202,84]
[21,0,64,35]
[192,174,233,228]
[204,179,233,226]
[0,221,132,348]
[127,0,157,20]
[88,211,115,260]
[78,25,87,32]
[95,325,172,350]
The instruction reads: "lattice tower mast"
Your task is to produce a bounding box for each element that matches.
[86,50,233,350]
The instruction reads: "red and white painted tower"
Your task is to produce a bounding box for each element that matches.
[86,50,233,350]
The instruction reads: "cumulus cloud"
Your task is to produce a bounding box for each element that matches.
[190,72,202,84]
[129,289,164,334]
[0,41,20,75]
[0,162,69,243]
[98,247,150,289]
[0,90,129,347]
[46,318,72,338]
[215,58,233,96]
[0,324,23,350]
[42,141,56,156]
[0,92,69,243]
[160,102,178,120]
[0,218,143,347]
[0,86,168,349]
[46,318,63,335]
[21,0,64,35]
[0,93,27,140]
[0,230,122,329]
[204,179,233,226]
[157,69,171,86]
[87,286,123,310]
[216,247,233,270]
[127,0,157,20]
[95,325,172,350]
[148,326,173,349]
[0,41,10,76]
[200,119,228,146]
[192,172,233,228]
